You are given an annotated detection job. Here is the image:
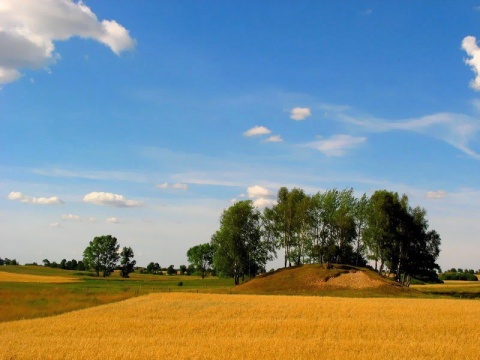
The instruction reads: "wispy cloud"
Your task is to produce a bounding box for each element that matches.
[426,190,447,199]
[156,182,188,190]
[61,214,81,221]
[243,126,271,137]
[106,217,121,224]
[32,168,150,183]
[8,191,64,205]
[306,135,366,156]
[83,192,143,207]
[326,108,480,160]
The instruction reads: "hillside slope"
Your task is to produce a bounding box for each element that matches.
[233,264,416,297]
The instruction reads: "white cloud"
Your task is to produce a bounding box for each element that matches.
[156,182,188,190]
[264,135,283,143]
[290,107,312,121]
[61,214,81,221]
[106,217,120,224]
[172,183,188,190]
[334,110,480,160]
[88,217,97,223]
[253,198,276,208]
[7,191,64,205]
[306,135,366,156]
[426,190,447,199]
[0,0,135,85]
[243,126,271,137]
[49,222,62,228]
[83,192,143,207]
[245,185,277,208]
[247,185,273,199]
[462,36,480,90]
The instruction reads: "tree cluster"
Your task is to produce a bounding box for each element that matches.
[196,187,442,286]
[82,235,136,278]
[0,258,18,265]
[42,258,86,271]
[440,268,478,281]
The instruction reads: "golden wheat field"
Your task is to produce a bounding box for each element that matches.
[1,293,479,360]
[0,271,79,283]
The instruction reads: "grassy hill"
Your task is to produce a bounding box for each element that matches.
[233,264,418,297]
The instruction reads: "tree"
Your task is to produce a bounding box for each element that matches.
[77,260,86,271]
[212,200,270,285]
[179,265,187,275]
[363,190,441,286]
[146,262,155,274]
[186,243,214,279]
[82,235,120,277]
[42,259,50,267]
[167,265,176,275]
[119,246,136,278]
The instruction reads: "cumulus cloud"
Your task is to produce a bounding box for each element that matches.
[49,222,62,228]
[426,190,447,199]
[253,198,276,208]
[0,0,135,85]
[264,135,283,143]
[306,135,366,156]
[8,191,64,204]
[462,36,480,90]
[61,214,81,221]
[243,126,271,137]
[156,183,188,190]
[83,192,143,207]
[247,185,273,199]
[290,107,312,121]
[106,217,121,224]
[246,185,276,208]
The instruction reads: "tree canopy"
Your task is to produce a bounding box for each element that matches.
[82,235,120,277]
[186,243,214,278]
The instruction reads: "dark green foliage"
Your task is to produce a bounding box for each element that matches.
[187,243,214,279]
[166,265,176,275]
[179,265,187,275]
[212,200,273,285]
[2,258,18,265]
[363,190,441,286]
[119,247,136,278]
[440,272,478,281]
[177,281,183,286]
[82,235,120,277]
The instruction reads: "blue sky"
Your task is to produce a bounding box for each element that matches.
[1,1,479,270]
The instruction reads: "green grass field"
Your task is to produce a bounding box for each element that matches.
[1,265,479,323]
[0,266,233,322]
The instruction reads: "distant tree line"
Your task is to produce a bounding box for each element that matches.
[188,187,442,286]
[42,258,86,270]
[440,268,478,281]
[0,258,18,265]
[142,263,191,275]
